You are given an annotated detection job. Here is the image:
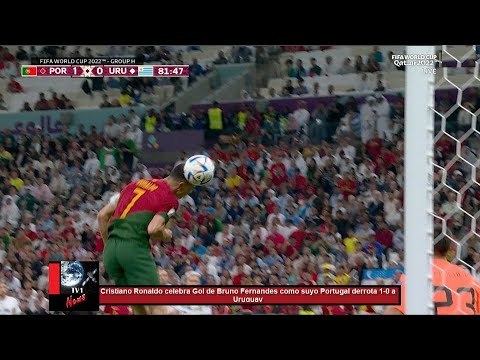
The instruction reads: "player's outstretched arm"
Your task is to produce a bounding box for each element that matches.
[97,202,116,244]
[148,209,175,242]
[147,214,172,242]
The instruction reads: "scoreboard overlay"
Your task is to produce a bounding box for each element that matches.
[21,65,189,78]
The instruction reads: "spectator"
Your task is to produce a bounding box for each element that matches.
[311,82,321,96]
[360,96,377,143]
[337,57,355,75]
[266,87,279,99]
[15,46,28,61]
[293,78,308,96]
[50,92,65,110]
[118,90,133,106]
[285,59,296,78]
[283,79,294,95]
[0,94,6,111]
[213,51,229,65]
[354,55,367,73]
[104,116,122,140]
[374,94,391,140]
[6,75,22,93]
[190,58,206,77]
[371,46,384,63]
[324,56,336,75]
[356,73,372,93]
[309,58,322,77]
[327,85,335,96]
[0,281,21,314]
[34,93,51,111]
[366,54,381,73]
[99,94,112,108]
[21,102,33,112]
[294,59,307,78]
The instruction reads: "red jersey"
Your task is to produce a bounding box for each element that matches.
[113,179,179,220]
[393,258,480,315]
[109,179,179,243]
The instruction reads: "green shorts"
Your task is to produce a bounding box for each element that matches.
[103,237,160,286]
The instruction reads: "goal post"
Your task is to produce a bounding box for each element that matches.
[404,46,436,315]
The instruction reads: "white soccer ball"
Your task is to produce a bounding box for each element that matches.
[184,155,215,186]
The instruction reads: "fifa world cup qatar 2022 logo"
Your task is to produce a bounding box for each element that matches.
[49,261,100,312]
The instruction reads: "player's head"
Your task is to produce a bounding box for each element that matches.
[433,225,451,257]
[166,162,194,199]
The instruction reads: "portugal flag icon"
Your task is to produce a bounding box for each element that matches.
[22,66,37,76]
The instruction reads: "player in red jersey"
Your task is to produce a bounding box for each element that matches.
[384,227,480,315]
[97,163,194,315]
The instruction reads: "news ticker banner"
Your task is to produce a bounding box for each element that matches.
[22,64,189,78]
[49,262,400,311]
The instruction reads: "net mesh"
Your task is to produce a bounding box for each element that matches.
[432,45,480,314]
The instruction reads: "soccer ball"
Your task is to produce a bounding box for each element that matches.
[184,155,215,186]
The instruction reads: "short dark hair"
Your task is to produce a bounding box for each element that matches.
[169,162,187,182]
[433,225,450,256]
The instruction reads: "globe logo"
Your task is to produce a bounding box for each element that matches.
[61,261,85,287]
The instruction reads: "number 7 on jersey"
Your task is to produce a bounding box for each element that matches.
[120,188,146,219]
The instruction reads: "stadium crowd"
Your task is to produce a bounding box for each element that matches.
[0,45,259,112]
[0,46,479,315]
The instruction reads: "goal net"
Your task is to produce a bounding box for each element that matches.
[405,45,480,314]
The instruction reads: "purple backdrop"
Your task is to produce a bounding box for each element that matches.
[190,88,471,114]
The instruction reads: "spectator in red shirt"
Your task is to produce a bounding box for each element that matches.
[375,220,394,257]
[270,158,287,186]
[34,92,51,111]
[290,222,307,251]
[338,172,357,198]
[7,75,22,93]
[292,168,308,192]
[366,132,383,160]
[267,224,286,251]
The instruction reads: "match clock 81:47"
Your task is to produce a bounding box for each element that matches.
[154,65,189,77]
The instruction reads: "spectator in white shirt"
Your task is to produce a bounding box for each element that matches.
[103,116,122,140]
[37,266,49,292]
[324,55,337,75]
[128,109,142,127]
[83,151,100,178]
[0,282,21,315]
[4,267,22,293]
[33,154,54,173]
[0,196,20,229]
[168,271,212,315]
[49,168,68,196]
[267,87,280,99]
[267,207,286,228]
[278,219,298,239]
[337,57,355,75]
[360,96,377,143]
[292,101,310,133]
[356,73,372,93]
[374,94,391,140]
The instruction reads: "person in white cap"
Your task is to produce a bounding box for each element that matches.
[360,96,377,144]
